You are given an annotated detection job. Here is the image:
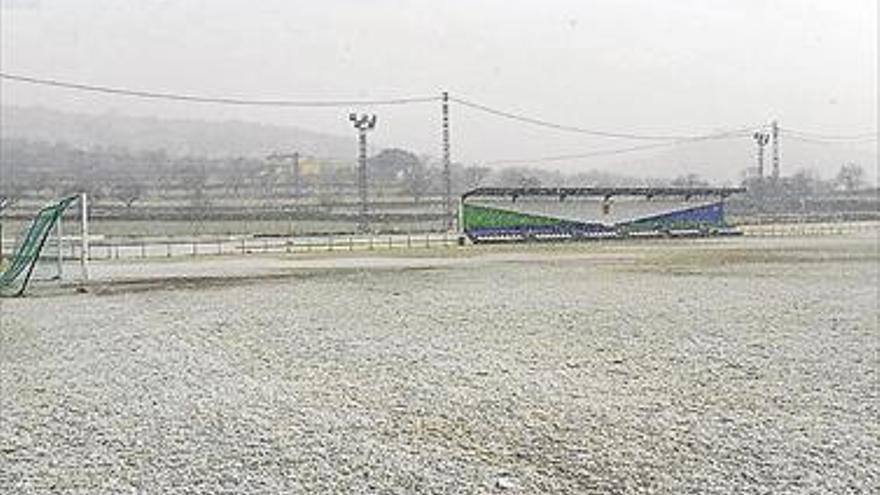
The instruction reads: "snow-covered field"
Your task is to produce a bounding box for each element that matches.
[1,235,878,493]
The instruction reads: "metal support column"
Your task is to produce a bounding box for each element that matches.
[442,91,452,230]
[350,113,377,233]
[80,193,89,283]
[357,128,368,232]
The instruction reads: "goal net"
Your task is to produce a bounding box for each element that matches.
[0,195,84,296]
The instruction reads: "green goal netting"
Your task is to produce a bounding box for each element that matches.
[0,195,80,297]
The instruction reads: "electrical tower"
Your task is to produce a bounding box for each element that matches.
[350,113,377,233]
[752,131,770,179]
[442,91,452,230]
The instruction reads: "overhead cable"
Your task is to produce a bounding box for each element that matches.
[451,96,719,141]
[0,72,441,107]
[484,128,753,165]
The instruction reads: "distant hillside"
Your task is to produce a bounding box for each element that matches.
[0,106,353,159]
[1,106,874,185]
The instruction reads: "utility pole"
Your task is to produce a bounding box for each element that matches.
[442,91,452,231]
[752,131,770,179]
[350,113,377,233]
[771,120,780,181]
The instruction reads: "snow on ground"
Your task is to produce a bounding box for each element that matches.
[1,235,878,493]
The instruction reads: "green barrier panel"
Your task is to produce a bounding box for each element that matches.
[463,204,567,230]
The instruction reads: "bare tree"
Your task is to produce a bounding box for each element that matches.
[496,167,542,188]
[459,165,491,191]
[835,163,865,192]
[179,165,212,230]
[671,173,709,187]
[369,148,420,182]
[111,177,146,209]
[225,158,252,197]
[179,164,208,200]
[402,159,435,203]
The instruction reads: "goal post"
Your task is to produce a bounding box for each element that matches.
[80,192,90,283]
[0,193,89,296]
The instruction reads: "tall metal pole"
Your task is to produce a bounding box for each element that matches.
[358,128,368,232]
[442,91,452,231]
[350,113,377,233]
[80,192,89,283]
[753,131,769,179]
[457,195,465,236]
[771,120,780,181]
[757,141,764,179]
[56,213,63,279]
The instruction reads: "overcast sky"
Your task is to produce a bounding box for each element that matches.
[1,0,876,180]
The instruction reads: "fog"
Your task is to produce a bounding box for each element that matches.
[1,0,877,182]
[2,5,879,490]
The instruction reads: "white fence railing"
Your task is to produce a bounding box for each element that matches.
[5,232,459,261]
[739,221,879,237]
[2,221,877,262]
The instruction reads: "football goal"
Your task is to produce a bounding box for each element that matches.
[0,193,90,297]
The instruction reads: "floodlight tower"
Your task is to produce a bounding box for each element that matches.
[350,113,377,232]
[752,131,770,179]
[771,120,780,181]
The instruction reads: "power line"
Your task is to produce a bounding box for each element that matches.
[5,71,875,155]
[485,142,677,165]
[451,96,720,141]
[781,127,878,142]
[783,133,878,145]
[484,128,752,165]
[0,72,441,107]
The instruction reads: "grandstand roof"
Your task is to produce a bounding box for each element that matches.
[462,186,746,200]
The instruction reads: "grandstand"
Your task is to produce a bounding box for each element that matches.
[460,186,746,243]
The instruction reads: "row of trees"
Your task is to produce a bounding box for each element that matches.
[742,163,868,197]
[1,138,872,213]
[0,140,490,209]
